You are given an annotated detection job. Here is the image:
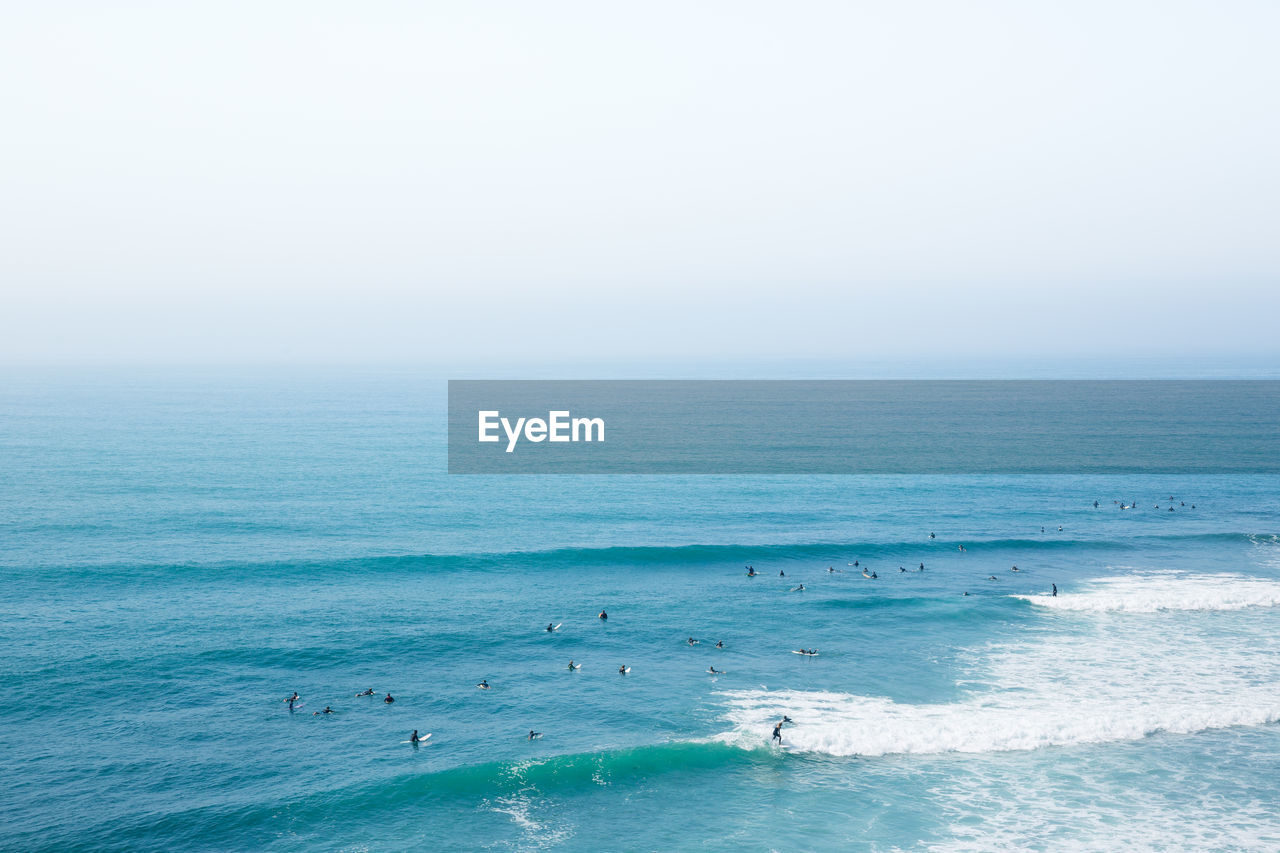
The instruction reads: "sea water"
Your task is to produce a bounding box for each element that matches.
[3,369,1279,851]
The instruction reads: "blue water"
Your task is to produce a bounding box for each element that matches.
[3,370,1280,851]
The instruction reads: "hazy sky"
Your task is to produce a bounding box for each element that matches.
[2,1,1278,365]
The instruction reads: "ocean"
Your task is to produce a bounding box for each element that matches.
[3,368,1280,851]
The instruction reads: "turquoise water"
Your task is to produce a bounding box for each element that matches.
[3,371,1280,851]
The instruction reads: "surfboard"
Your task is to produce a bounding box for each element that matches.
[547,623,562,631]
[477,684,491,689]
[619,666,631,673]
[791,650,818,656]
[528,733,543,740]
[400,733,432,744]
[288,702,305,709]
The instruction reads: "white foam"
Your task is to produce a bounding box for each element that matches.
[719,572,1280,758]
[485,793,574,848]
[1014,571,1280,613]
[930,766,1280,853]
[718,687,1280,757]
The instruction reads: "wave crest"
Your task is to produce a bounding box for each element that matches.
[1014,572,1280,613]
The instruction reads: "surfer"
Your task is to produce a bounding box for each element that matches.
[568,660,579,670]
[598,610,608,620]
[357,688,374,697]
[1011,565,1019,572]
[546,623,555,632]
[322,705,333,714]
[899,566,905,573]
[747,567,756,577]
[286,692,299,708]
[410,730,423,744]
[528,730,540,740]
[687,637,697,646]
[919,563,925,571]
[384,693,395,703]
[1052,583,1058,597]
[708,666,721,674]
[619,665,628,674]
[929,532,935,539]
[988,575,998,581]
[780,570,786,577]
[772,722,783,743]
[715,640,724,648]
[871,572,878,579]
[477,679,490,689]
[1094,500,1099,508]
[792,584,805,591]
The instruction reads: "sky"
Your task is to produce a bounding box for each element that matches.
[1,1,1278,366]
